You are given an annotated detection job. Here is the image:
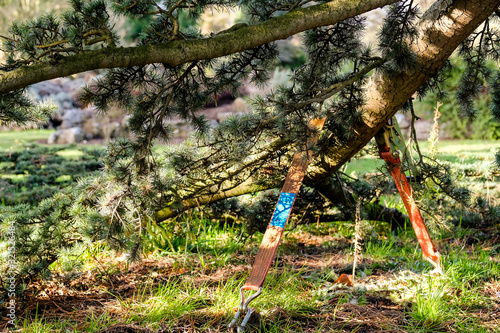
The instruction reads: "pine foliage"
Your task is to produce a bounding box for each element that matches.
[378,0,419,75]
[0,90,55,126]
[0,0,499,284]
[458,15,500,118]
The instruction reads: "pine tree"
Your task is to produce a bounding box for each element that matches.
[1,0,500,281]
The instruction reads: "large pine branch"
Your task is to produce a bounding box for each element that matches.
[156,0,500,222]
[305,0,500,183]
[0,0,398,95]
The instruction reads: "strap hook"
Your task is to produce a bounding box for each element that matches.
[229,286,263,332]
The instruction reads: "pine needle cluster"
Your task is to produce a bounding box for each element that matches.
[0,0,499,284]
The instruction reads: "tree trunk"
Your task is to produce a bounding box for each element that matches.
[304,0,500,185]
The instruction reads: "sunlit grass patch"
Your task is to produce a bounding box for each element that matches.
[109,269,316,330]
[19,308,121,333]
[350,242,500,331]
[0,173,28,183]
[254,266,316,313]
[409,276,455,329]
[79,311,121,332]
[364,238,396,260]
[0,129,55,152]
[453,318,493,333]
[17,307,76,333]
[207,275,245,314]
[0,161,15,169]
[143,212,245,261]
[443,251,499,310]
[193,219,246,268]
[114,277,225,328]
[54,174,72,182]
[446,249,500,283]
[55,149,85,159]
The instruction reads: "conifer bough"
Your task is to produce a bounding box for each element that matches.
[1,0,500,274]
[155,0,500,221]
[0,0,399,95]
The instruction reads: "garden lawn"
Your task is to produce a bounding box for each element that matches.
[0,129,55,152]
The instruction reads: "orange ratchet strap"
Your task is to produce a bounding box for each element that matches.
[375,119,442,272]
[229,118,325,332]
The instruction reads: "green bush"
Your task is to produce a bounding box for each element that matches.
[0,144,103,206]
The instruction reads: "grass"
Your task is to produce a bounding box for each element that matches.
[17,310,120,333]
[118,279,212,326]
[364,237,395,260]
[0,173,29,183]
[403,253,498,330]
[421,139,500,153]
[3,130,499,332]
[0,129,167,154]
[344,138,500,178]
[0,129,55,151]
[409,276,455,329]
[55,149,85,159]
[13,216,500,332]
[343,155,385,177]
[0,129,106,153]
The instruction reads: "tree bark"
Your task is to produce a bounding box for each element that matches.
[304,0,500,186]
[0,0,398,95]
[156,0,500,222]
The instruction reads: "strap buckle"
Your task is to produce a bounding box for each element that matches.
[229,286,263,332]
[378,117,400,160]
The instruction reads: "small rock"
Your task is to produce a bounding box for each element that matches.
[47,133,56,145]
[48,127,84,144]
[413,118,432,140]
[61,109,84,129]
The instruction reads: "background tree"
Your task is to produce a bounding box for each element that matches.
[1,0,500,278]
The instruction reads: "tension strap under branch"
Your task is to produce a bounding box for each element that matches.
[375,117,441,269]
[229,118,325,332]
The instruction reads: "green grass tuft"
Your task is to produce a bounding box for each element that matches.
[409,276,455,329]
